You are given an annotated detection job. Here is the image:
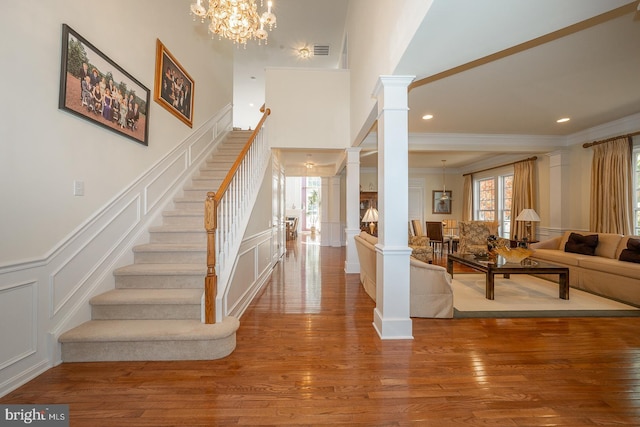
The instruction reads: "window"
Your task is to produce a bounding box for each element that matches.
[634,148,640,235]
[474,172,513,238]
[501,175,513,238]
[302,177,321,231]
[477,178,495,221]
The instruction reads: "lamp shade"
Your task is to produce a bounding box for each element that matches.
[362,207,379,223]
[515,209,541,222]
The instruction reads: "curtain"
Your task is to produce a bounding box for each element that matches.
[590,137,632,234]
[462,174,473,221]
[511,159,536,241]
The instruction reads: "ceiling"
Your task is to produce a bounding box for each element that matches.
[231,0,640,173]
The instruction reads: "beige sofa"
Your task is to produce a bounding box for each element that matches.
[531,231,640,306]
[353,231,453,318]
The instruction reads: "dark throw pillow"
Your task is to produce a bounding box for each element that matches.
[627,238,640,251]
[564,232,598,256]
[619,238,640,263]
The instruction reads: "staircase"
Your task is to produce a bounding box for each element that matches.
[58,131,253,362]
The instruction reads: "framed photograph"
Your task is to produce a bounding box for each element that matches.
[432,190,452,214]
[58,24,150,146]
[154,39,194,127]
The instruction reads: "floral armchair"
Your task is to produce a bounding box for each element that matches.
[408,221,433,263]
[457,221,509,255]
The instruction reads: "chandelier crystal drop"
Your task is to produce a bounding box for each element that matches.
[190,0,277,46]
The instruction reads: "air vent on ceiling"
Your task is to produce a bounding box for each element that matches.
[313,44,330,56]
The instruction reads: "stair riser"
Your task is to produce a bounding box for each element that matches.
[115,275,205,289]
[207,155,237,162]
[188,180,223,188]
[92,304,200,320]
[150,231,206,244]
[162,215,203,226]
[182,189,214,199]
[134,251,206,264]
[174,200,204,210]
[61,336,236,362]
[188,182,223,190]
[181,189,244,200]
[197,171,228,179]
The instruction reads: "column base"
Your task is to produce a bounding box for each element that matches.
[373,308,413,340]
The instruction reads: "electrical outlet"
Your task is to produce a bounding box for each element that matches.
[73,180,84,196]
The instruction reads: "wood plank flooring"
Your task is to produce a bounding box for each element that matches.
[3,234,640,426]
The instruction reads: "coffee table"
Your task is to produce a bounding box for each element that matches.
[447,253,570,300]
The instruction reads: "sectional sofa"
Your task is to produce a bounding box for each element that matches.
[353,231,453,318]
[531,231,640,307]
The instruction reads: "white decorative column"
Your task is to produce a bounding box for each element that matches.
[321,176,342,247]
[547,151,570,239]
[345,148,362,273]
[330,176,342,247]
[372,75,415,340]
[320,177,330,246]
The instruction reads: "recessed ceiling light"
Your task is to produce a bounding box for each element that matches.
[556,117,570,123]
[298,47,311,59]
[422,114,434,120]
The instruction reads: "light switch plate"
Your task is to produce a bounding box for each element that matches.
[73,180,84,196]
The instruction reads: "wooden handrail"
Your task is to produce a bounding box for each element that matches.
[214,108,271,203]
[203,106,271,324]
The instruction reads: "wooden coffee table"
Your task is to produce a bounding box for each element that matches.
[447,253,570,300]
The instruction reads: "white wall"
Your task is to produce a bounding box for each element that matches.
[265,68,350,149]
[344,0,432,145]
[0,0,233,264]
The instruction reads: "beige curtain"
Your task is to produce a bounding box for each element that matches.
[462,174,473,221]
[590,137,632,234]
[510,159,536,240]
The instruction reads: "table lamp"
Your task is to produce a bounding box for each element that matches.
[362,207,378,235]
[515,209,541,243]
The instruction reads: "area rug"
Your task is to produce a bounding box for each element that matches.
[452,273,640,318]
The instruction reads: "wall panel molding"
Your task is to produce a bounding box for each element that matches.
[0,104,232,397]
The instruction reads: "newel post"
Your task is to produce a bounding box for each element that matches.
[204,191,217,324]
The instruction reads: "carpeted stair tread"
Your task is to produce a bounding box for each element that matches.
[90,289,202,305]
[162,210,204,217]
[185,181,223,190]
[133,243,205,253]
[114,263,206,276]
[59,317,240,343]
[149,224,204,232]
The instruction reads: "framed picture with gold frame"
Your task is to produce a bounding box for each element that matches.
[432,190,452,214]
[154,39,194,127]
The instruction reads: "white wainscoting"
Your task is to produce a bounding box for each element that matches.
[0,281,37,371]
[0,104,233,397]
[225,229,275,319]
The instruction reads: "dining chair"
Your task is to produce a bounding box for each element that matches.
[425,221,451,254]
[411,219,425,238]
[443,219,459,252]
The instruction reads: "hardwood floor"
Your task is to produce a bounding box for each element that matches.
[3,234,640,426]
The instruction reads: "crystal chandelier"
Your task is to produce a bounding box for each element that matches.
[190,0,277,46]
